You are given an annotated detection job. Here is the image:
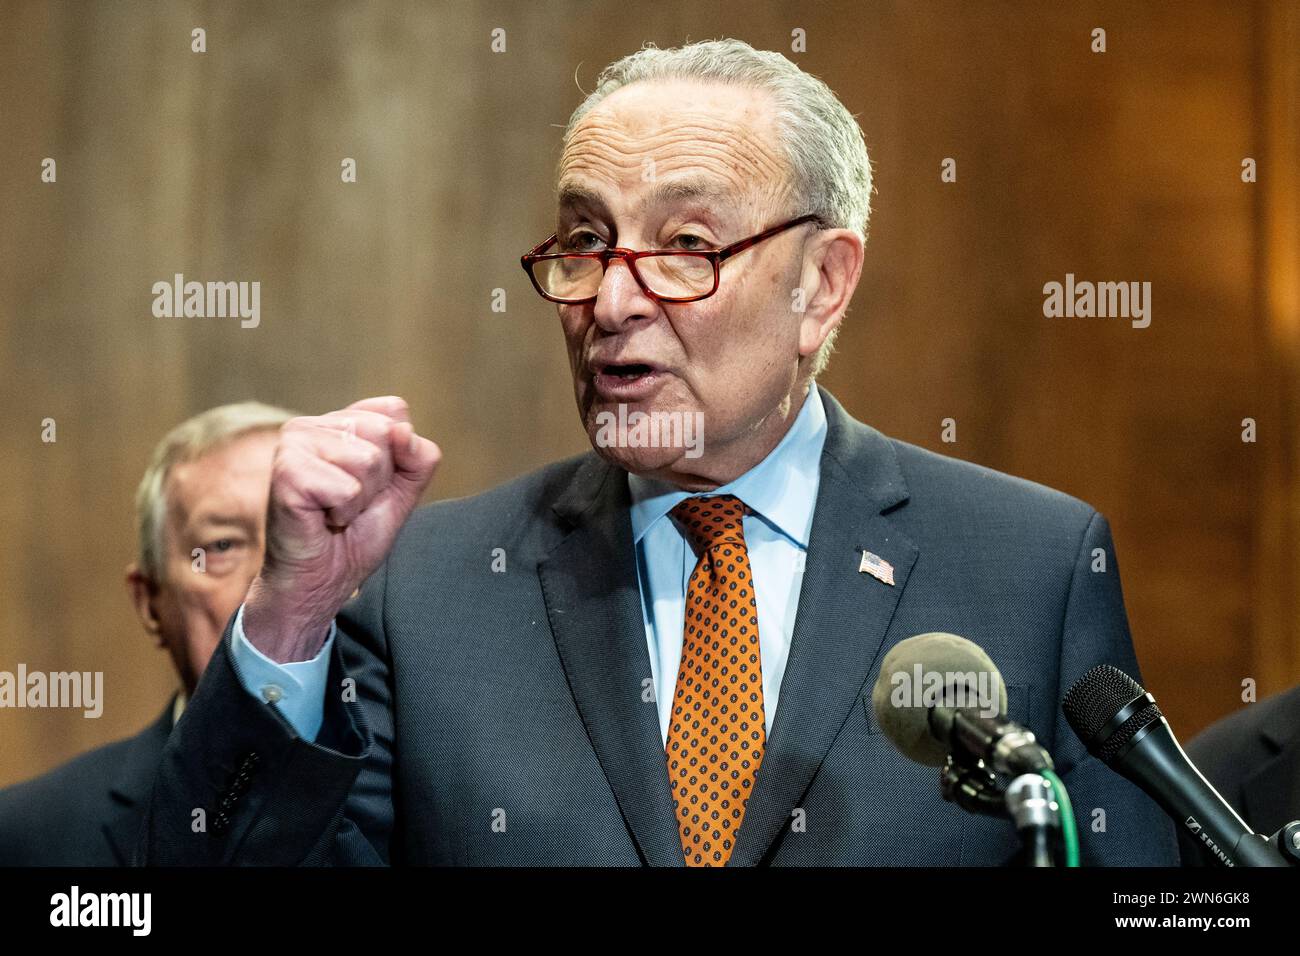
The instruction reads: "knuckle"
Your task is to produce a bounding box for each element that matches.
[359,442,384,470]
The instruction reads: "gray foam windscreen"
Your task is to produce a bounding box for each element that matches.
[871,632,1007,767]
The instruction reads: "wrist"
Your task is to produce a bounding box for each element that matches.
[243,575,337,663]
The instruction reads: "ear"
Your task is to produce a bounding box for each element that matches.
[796,227,864,358]
[125,562,163,646]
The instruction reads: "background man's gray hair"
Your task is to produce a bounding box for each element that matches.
[135,401,297,582]
[562,38,874,379]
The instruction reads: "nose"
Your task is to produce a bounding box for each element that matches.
[591,256,658,332]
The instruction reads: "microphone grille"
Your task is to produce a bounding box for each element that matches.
[1096,701,1163,763]
[1062,664,1162,750]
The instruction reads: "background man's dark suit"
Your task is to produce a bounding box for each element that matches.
[0,703,173,865]
[139,387,1179,865]
[1178,686,1300,865]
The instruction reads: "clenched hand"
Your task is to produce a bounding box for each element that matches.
[242,396,441,662]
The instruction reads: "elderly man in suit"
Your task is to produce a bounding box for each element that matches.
[0,401,295,865]
[140,39,1178,866]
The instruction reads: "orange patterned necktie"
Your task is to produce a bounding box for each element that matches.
[666,495,766,866]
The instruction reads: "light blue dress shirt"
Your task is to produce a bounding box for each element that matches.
[229,386,827,746]
[228,602,335,742]
[630,386,826,743]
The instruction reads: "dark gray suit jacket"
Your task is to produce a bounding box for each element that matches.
[139,387,1179,865]
[1179,685,1300,865]
[0,702,173,865]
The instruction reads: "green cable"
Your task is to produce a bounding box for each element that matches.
[1042,769,1080,867]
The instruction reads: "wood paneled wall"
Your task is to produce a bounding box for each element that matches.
[1,0,1295,786]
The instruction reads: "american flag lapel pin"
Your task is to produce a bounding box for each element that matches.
[859,550,895,586]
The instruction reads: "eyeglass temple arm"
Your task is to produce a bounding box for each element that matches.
[717,214,821,263]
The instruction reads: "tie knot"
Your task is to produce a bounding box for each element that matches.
[670,495,749,552]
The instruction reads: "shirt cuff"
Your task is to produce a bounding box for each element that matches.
[229,602,336,743]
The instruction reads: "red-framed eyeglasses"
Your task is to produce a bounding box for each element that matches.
[520,213,822,304]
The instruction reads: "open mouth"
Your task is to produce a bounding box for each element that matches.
[602,363,655,381]
[592,362,665,398]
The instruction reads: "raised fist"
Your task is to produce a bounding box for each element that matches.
[242,396,441,662]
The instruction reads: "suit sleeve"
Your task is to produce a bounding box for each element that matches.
[1051,510,1181,866]
[136,557,397,866]
[228,605,335,742]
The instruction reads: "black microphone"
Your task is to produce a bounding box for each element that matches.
[1062,664,1286,867]
[872,632,1052,775]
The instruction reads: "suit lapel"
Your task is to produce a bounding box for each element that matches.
[539,388,917,867]
[729,387,917,866]
[539,455,685,866]
[103,701,175,865]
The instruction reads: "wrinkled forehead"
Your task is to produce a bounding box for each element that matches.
[164,432,277,515]
[555,80,792,228]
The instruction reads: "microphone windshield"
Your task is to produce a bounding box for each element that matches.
[871,632,1006,766]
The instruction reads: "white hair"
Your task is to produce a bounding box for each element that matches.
[135,401,297,582]
[562,38,873,378]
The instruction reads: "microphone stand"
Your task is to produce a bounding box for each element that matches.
[942,752,1300,867]
[941,752,1063,866]
[1224,821,1300,866]
[1264,822,1300,865]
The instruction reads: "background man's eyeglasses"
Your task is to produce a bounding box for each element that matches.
[520,213,821,304]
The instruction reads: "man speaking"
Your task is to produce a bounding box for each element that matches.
[140,39,1178,866]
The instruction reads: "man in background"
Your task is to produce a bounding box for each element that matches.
[0,401,295,865]
[1178,684,1300,865]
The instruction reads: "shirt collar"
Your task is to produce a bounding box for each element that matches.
[628,385,827,548]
